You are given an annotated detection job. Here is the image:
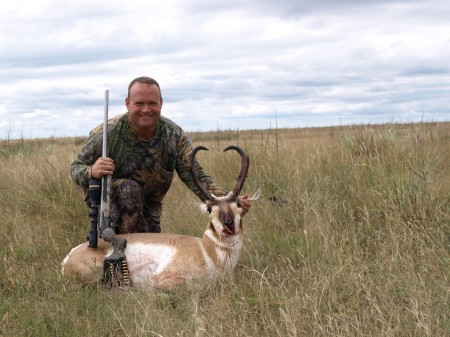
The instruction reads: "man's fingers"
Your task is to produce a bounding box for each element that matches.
[239,195,251,217]
[92,157,114,178]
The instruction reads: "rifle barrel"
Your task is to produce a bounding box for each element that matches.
[99,90,111,235]
[102,90,109,157]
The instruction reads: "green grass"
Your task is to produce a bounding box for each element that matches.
[0,123,448,336]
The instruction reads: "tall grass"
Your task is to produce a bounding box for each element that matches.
[0,123,448,336]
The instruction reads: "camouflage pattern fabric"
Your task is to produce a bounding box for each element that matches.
[71,113,225,233]
[110,179,161,233]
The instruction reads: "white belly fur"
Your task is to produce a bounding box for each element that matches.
[125,242,176,287]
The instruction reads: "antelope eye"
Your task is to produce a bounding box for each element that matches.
[207,206,212,214]
[237,200,242,208]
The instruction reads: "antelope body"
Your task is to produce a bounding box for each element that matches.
[61,146,257,290]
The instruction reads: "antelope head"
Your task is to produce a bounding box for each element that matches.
[190,145,250,238]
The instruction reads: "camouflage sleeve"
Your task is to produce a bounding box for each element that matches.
[175,132,227,201]
[70,128,103,188]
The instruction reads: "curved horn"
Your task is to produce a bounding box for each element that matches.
[224,145,250,199]
[190,146,214,201]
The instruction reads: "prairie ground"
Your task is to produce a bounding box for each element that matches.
[0,122,448,336]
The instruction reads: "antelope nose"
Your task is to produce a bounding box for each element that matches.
[224,219,234,227]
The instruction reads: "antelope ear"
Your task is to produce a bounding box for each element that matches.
[248,188,262,201]
[198,203,210,214]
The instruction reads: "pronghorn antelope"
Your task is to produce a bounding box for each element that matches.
[61,146,260,290]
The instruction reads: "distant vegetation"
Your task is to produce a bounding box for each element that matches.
[1,122,448,336]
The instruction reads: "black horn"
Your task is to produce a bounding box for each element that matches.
[190,146,214,201]
[224,145,249,199]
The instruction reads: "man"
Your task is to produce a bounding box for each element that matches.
[71,76,251,234]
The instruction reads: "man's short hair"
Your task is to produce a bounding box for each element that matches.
[128,76,162,99]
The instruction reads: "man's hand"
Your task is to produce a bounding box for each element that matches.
[239,188,261,217]
[91,157,114,179]
[239,195,251,217]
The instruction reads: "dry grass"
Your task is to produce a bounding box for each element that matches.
[0,122,449,336]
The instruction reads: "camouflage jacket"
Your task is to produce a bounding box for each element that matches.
[70,113,225,221]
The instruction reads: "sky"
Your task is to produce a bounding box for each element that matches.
[1,0,449,139]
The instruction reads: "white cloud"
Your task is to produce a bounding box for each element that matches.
[24,110,56,119]
[0,0,449,139]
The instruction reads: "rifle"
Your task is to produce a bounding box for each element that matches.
[86,90,130,286]
[87,90,111,248]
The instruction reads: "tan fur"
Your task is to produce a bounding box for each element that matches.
[62,209,244,290]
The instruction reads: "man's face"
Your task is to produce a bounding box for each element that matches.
[126,82,163,131]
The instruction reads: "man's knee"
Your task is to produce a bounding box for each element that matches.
[143,219,161,233]
[112,179,143,197]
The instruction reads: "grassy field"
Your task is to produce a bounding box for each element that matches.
[0,122,448,336]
